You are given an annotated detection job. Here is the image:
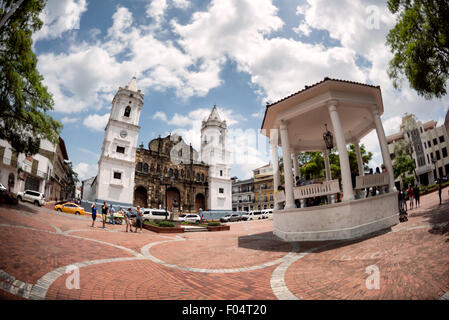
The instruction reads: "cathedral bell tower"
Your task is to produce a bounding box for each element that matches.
[200,106,232,211]
[96,77,143,206]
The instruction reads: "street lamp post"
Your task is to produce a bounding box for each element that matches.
[432,158,438,182]
[160,174,174,220]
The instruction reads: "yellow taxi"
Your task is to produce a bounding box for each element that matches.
[54,202,86,215]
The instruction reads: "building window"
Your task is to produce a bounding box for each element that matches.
[436,150,441,160]
[433,138,438,146]
[201,173,204,182]
[143,163,149,173]
[136,162,142,171]
[423,142,426,149]
[124,106,131,117]
[220,170,223,176]
[439,136,445,143]
[443,147,448,158]
[116,146,125,154]
[420,127,423,134]
[113,172,121,180]
[169,168,173,177]
[196,173,200,181]
[219,188,224,194]
[174,169,179,178]
[427,154,430,164]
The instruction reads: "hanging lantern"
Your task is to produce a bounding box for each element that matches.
[323,124,334,150]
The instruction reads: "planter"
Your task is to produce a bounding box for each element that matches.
[207,225,230,232]
[143,223,184,233]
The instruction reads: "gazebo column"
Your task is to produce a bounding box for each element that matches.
[270,129,282,210]
[323,149,332,181]
[280,123,296,210]
[292,150,300,180]
[328,104,355,201]
[372,108,395,192]
[354,141,364,176]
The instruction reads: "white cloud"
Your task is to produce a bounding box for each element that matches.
[61,116,80,124]
[34,0,87,41]
[152,111,168,122]
[83,113,109,131]
[172,0,190,9]
[74,162,98,181]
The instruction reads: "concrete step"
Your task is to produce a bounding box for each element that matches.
[183,226,208,232]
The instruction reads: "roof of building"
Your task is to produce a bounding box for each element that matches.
[125,76,140,92]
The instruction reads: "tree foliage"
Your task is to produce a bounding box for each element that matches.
[0,0,62,155]
[386,0,449,99]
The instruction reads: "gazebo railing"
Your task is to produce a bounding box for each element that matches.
[294,179,340,199]
[274,179,341,205]
[355,172,389,189]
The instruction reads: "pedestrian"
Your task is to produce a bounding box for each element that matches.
[124,208,132,232]
[407,185,414,210]
[295,176,303,187]
[199,208,203,223]
[413,185,420,208]
[91,203,97,227]
[134,205,143,233]
[401,188,407,211]
[101,202,108,229]
[438,179,443,205]
[109,204,115,225]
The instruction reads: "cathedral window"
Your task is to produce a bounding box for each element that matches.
[219,188,224,194]
[196,173,200,181]
[124,106,131,117]
[174,169,179,178]
[114,172,122,180]
[201,173,204,182]
[169,168,173,177]
[220,170,223,177]
[136,162,143,171]
[116,146,125,154]
[143,163,149,173]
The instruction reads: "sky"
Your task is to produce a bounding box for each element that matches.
[31,0,449,182]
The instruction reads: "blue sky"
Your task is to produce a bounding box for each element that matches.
[32,0,449,182]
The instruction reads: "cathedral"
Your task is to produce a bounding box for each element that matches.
[82,77,232,212]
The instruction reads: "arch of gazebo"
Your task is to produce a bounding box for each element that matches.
[261,78,398,241]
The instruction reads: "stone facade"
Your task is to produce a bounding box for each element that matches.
[133,134,209,213]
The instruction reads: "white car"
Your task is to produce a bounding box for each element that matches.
[0,183,6,192]
[261,209,273,219]
[241,210,265,221]
[17,190,46,206]
[178,214,201,223]
[142,208,171,221]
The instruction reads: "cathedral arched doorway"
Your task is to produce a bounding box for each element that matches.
[166,187,180,212]
[134,186,148,208]
[195,193,205,213]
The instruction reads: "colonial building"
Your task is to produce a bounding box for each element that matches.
[89,77,144,206]
[253,163,274,210]
[387,113,449,186]
[0,137,72,201]
[231,177,254,212]
[200,106,232,211]
[133,134,209,213]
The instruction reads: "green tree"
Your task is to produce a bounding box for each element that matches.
[386,0,449,99]
[0,0,62,155]
[66,162,79,198]
[392,153,416,186]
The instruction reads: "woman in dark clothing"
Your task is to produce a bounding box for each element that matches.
[413,185,420,208]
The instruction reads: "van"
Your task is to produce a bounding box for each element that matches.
[261,209,273,219]
[241,210,264,221]
[142,208,171,221]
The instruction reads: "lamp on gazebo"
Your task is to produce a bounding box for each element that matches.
[323,124,334,150]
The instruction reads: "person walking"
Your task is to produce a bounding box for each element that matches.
[124,208,132,232]
[438,179,443,205]
[134,205,143,233]
[101,202,108,229]
[407,186,414,210]
[91,203,97,227]
[109,204,115,225]
[413,185,420,208]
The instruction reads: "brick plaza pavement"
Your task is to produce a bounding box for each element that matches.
[0,187,448,300]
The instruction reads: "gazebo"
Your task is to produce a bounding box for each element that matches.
[261,78,398,241]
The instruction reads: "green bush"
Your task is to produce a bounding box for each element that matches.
[155,220,175,228]
[207,222,221,226]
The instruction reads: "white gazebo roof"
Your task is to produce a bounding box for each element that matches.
[261,77,384,151]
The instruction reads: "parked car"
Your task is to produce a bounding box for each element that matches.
[54,202,86,215]
[261,209,273,219]
[241,210,264,221]
[220,213,241,222]
[178,214,201,223]
[17,190,46,206]
[142,208,171,221]
[0,183,6,192]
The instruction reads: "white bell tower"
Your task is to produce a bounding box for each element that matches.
[201,106,232,211]
[96,77,143,206]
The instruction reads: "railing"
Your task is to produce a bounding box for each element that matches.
[274,179,341,204]
[294,179,340,199]
[355,173,389,189]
